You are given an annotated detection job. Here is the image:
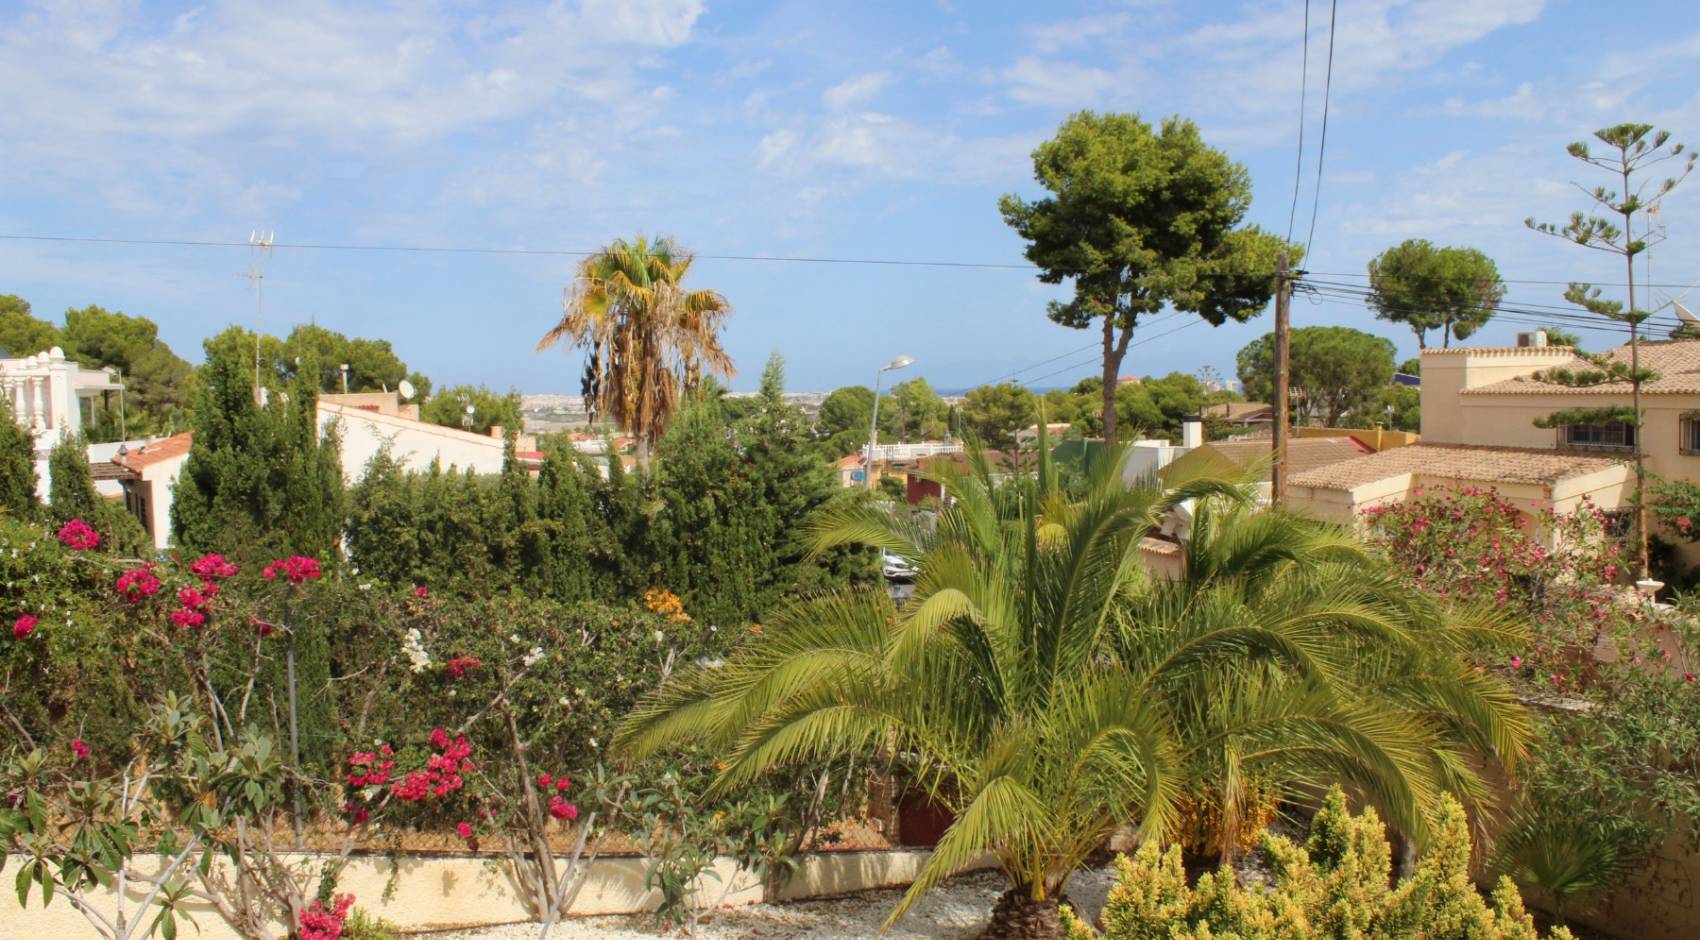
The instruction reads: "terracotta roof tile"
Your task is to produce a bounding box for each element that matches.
[1288,443,1627,491]
[112,432,193,471]
[1462,339,1700,396]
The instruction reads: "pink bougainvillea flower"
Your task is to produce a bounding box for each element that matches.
[1510,656,1522,669]
[456,821,474,839]
[70,739,90,761]
[263,555,323,585]
[116,567,162,603]
[555,777,571,792]
[537,773,552,789]
[56,519,101,551]
[298,895,354,940]
[170,608,207,629]
[548,795,579,820]
[12,614,38,640]
[189,553,239,580]
[444,655,481,678]
[414,585,429,598]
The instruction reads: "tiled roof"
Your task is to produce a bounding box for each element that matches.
[1288,443,1628,492]
[112,432,193,471]
[1462,339,1700,396]
[90,460,138,482]
[1166,436,1370,482]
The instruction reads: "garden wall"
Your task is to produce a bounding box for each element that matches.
[1540,827,1700,940]
[0,848,985,938]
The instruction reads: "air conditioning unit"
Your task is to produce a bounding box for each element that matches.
[1516,330,1548,348]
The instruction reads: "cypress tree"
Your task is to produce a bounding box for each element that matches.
[172,339,343,561]
[0,400,38,518]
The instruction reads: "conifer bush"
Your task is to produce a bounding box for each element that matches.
[1065,788,1574,940]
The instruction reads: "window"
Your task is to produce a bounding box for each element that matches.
[1562,421,1635,450]
[1683,414,1700,455]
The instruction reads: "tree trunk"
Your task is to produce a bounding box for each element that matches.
[1100,316,1118,446]
[1099,316,1136,447]
[980,888,1068,940]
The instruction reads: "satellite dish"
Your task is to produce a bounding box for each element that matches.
[465,404,477,416]
[398,379,416,402]
[1675,300,1700,326]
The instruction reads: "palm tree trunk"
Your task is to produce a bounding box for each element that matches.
[981,887,1068,940]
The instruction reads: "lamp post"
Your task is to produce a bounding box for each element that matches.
[865,355,914,491]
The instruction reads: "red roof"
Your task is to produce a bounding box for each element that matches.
[113,432,193,471]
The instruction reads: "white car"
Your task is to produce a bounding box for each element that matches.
[881,550,918,581]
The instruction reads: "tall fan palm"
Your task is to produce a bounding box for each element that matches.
[538,237,733,461]
[616,441,1529,940]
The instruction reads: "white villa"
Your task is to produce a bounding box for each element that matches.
[0,346,126,499]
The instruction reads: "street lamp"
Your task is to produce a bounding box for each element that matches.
[865,355,915,491]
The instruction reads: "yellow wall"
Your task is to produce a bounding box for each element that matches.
[1419,346,1577,445]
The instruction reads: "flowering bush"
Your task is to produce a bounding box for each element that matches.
[263,555,323,585]
[55,518,101,551]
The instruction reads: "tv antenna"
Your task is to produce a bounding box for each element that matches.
[242,229,275,401]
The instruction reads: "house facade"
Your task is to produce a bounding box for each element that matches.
[1287,338,1700,561]
[1,347,126,498]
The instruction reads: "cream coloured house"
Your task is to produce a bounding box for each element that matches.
[1285,337,1700,557]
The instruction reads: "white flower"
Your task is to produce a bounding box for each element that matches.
[402,628,433,674]
[558,696,572,707]
[359,582,372,591]
[652,630,665,644]
[522,646,546,667]
[588,737,599,749]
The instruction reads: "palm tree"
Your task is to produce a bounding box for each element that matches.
[538,237,733,462]
[616,442,1528,939]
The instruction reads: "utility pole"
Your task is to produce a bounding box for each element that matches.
[1271,252,1292,509]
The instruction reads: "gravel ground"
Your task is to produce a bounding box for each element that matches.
[431,867,1115,940]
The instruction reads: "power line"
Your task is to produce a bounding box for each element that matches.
[1284,0,1310,245]
[1300,278,1690,331]
[1020,317,1210,388]
[1302,0,1338,253]
[1303,269,1700,290]
[0,232,1038,272]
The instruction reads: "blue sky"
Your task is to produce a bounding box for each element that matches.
[2,0,1698,395]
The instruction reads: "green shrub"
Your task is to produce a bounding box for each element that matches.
[341,908,401,940]
[1066,787,1574,940]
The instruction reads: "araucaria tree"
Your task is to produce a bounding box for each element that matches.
[1527,122,1696,580]
[999,112,1295,445]
[1365,239,1506,348]
[618,442,1527,939]
[538,237,734,461]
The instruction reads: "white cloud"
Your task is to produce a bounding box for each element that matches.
[0,0,707,205]
[1026,13,1130,54]
[1442,81,1542,120]
[992,56,1122,107]
[822,72,891,110]
[757,128,800,169]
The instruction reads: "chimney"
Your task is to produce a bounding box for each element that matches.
[489,425,503,439]
[1181,414,1203,449]
[1516,330,1548,348]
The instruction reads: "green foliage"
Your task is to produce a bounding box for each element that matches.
[341,909,401,940]
[60,304,195,440]
[45,434,150,557]
[1531,404,1639,430]
[999,111,1295,441]
[346,362,872,625]
[619,443,1529,928]
[171,337,344,563]
[419,384,522,436]
[1541,326,1584,350]
[1071,788,1572,940]
[1347,384,1420,432]
[0,400,39,519]
[1237,326,1397,426]
[0,295,60,357]
[958,382,1036,450]
[281,324,426,398]
[1113,372,1216,440]
[1365,239,1505,348]
[889,377,948,441]
[815,385,876,440]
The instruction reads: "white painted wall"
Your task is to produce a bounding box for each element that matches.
[321,402,508,481]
